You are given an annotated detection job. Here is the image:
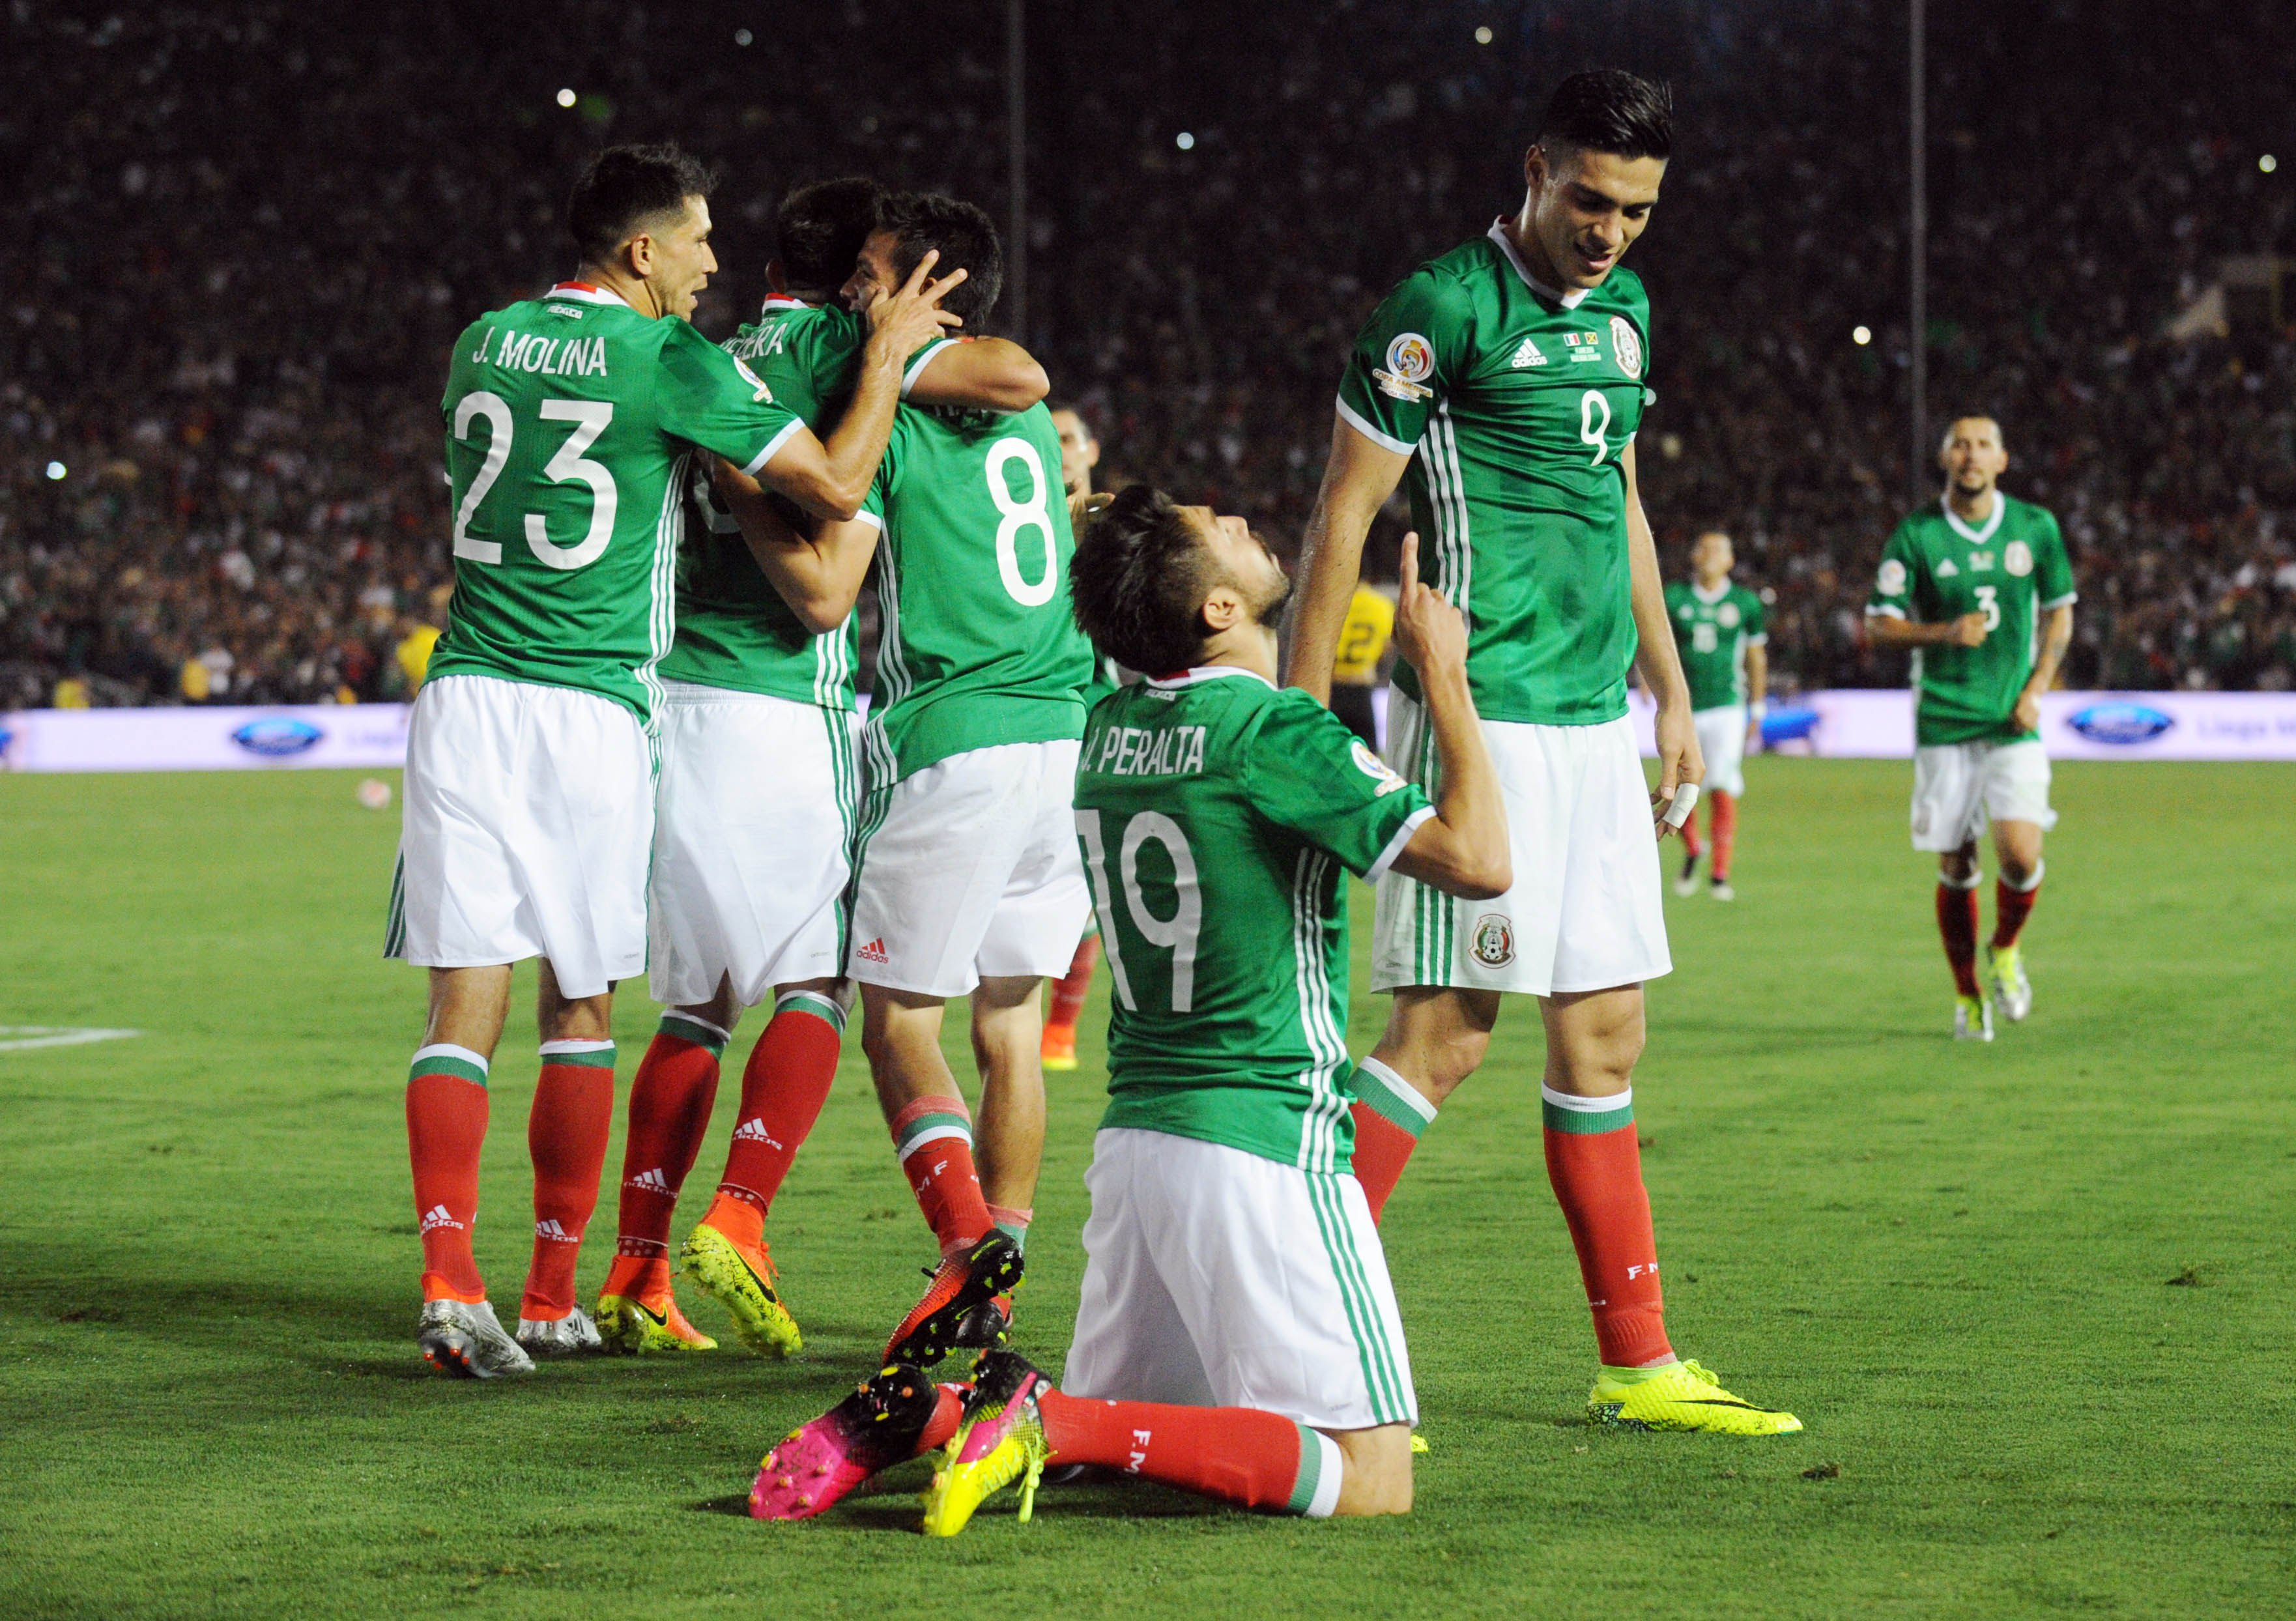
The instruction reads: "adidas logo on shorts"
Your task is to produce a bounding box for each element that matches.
[534,1218,577,1243]
[857,937,890,964]
[732,1119,779,1146]
[419,1203,463,1235]
[625,1167,672,1194]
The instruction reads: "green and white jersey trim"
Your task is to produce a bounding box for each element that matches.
[637,449,690,739]
[1287,845,1353,1175]
[1419,399,1476,628]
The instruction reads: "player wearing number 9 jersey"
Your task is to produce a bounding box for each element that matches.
[389,145,958,1379]
[1287,73,1803,1435]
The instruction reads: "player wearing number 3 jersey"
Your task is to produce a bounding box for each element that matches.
[388,146,961,1379]
[1287,74,1800,1435]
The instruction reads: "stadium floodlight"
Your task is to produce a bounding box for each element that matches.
[734,27,753,45]
[1854,325,1873,345]
[2263,154,2279,174]
[1474,25,1493,43]
[556,88,576,108]
[1175,131,1195,150]
[45,461,66,480]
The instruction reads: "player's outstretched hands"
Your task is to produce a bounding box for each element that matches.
[1947,610,1989,648]
[1390,531,1466,680]
[864,247,966,360]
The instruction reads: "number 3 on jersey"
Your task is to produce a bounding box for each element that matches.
[452,391,619,570]
[1077,808,1200,1012]
[986,437,1057,607]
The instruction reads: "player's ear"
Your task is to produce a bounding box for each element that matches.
[1199,582,1245,633]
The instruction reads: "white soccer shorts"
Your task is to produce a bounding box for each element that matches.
[1693,704,1751,799]
[1371,700,1671,997]
[647,683,863,1011]
[1063,1127,1418,1432]
[1910,738,2056,852]
[845,738,1092,998]
[386,674,651,999]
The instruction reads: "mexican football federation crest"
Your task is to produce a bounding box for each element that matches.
[1608,315,1643,379]
[2005,540,2034,577]
[1374,332,1435,401]
[1470,913,1515,968]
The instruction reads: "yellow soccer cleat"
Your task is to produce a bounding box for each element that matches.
[680,1222,802,1357]
[595,1288,717,1354]
[1587,1359,1802,1437]
[920,1350,1054,1538]
[1985,942,2032,1022]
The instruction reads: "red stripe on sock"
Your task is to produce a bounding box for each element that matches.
[407,1071,488,1300]
[1992,876,2040,949]
[1348,1100,1419,1225]
[521,1060,616,1320]
[1937,882,1981,997]
[615,1031,721,1258]
[717,1004,842,1218]
[1710,790,1738,881]
[1046,936,1100,1033]
[1545,1121,1674,1368]
[1037,1389,1306,1511]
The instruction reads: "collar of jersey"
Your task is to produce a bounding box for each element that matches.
[1487,220,1589,308]
[549,281,629,309]
[1691,579,1732,605]
[760,294,815,313]
[1145,665,1277,692]
[1940,491,2005,545]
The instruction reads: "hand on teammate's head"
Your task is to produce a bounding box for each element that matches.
[860,247,966,357]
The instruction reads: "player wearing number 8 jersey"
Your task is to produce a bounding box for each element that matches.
[390,145,960,1378]
[1866,416,2076,1040]
[1287,73,1801,1435]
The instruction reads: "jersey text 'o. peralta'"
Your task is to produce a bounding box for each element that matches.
[1667,579,1767,712]
[1338,222,1652,726]
[1865,494,2076,745]
[1076,668,1433,1172]
[864,400,1094,782]
[429,282,802,723]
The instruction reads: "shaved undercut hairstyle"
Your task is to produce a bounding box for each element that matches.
[874,190,1004,328]
[776,175,884,296]
[567,143,717,264]
[1538,68,1673,162]
[1069,484,1219,675]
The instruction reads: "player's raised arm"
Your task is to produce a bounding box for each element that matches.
[1285,416,1412,704]
[759,250,964,520]
[706,455,880,634]
[1622,441,1704,828]
[1384,532,1511,898]
[905,336,1049,413]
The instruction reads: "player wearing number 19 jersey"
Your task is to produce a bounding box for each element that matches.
[1866,416,2076,1039]
[1286,72,1800,1434]
[390,147,951,1379]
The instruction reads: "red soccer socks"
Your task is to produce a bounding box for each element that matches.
[890,1094,994,1259]
[615,1014,726,1263]
[1036,1390,1343,1517]
[716,989,844,1221]
[407,1044,490,1301]
[1936,874,1983,998]
[1346,1057,1436,1222]
[521,1040,615,1321]
[1046,936,1100,1037]
[1709,790,1738,882]
[1993,861,2043,949]
[1543,1085,1674,1370]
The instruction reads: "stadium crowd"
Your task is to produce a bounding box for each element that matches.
[5,0,2293,710]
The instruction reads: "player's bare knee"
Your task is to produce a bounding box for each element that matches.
[1328,1424,1414,1517]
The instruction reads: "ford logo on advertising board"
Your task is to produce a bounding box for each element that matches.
[231,717,324,757]
[2066,703,2174,745]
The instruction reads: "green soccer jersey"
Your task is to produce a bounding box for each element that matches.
[1076,667,1435,1171]
[658,297,958,708]
[1865,494,2077,745]
[1666,579,1767,712]
[429,281,802,723]
[863,401,1095,782]
[1338,222,1654,726]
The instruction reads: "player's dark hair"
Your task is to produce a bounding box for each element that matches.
[776,176,883,296]
[1048,400,1097,439]
[874,191,1004,328]
[1069,485,1219,675]
[1537,69,1673,162]
[568,143,717,266]
[1940,412,2004,448]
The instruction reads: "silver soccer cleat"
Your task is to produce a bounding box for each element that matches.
[1709,881,1736,902]
[1952,995,1994,1043]
[515,1307,604,1357]
[1985,943,2033,1022]
[418,1298,536,1379]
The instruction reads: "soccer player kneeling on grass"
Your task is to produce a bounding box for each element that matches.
[751,488,1510,1528]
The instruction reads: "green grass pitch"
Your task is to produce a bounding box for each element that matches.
[1,758,2291,1619]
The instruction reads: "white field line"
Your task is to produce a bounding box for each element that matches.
[0,1026,143,1053]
